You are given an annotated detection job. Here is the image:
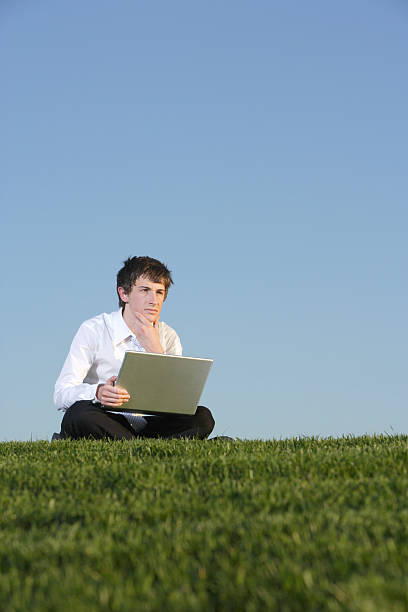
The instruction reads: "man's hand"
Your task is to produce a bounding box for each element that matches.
[134,313,164,353]
[96,376,130,407]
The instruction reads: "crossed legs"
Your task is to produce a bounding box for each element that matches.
[61,400,215,440]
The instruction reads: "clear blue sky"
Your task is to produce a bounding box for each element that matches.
[1,0,407,441]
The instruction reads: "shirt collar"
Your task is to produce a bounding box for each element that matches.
[111,309,134,345]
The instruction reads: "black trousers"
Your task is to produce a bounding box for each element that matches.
[61,400,215,440]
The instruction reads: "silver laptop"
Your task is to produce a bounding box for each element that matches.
[114,352,213,415]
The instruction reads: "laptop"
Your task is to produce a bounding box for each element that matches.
[113,352,213,415]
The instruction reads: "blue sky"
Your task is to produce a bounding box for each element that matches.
[1,0,407,441]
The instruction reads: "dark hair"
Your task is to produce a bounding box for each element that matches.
[116,256,173,307]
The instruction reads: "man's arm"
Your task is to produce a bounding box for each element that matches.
[53,322,100,410]
[160,323,183,356]
[54,319,131,411]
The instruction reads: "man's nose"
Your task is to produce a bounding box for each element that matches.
[149,292,158,304]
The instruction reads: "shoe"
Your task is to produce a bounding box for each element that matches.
[51,432,64,441]
[207,436,235,442]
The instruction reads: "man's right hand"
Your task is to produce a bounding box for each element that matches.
[96,376,130,407]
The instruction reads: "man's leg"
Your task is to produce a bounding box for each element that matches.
[136,406,215,440]
[61,400,136,440]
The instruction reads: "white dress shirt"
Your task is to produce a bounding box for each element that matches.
[54,309,183,424]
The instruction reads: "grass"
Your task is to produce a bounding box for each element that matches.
[0,435,408,611]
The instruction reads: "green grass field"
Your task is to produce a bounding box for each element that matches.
[1,436,407,611]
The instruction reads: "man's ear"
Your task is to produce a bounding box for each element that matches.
[117,286,129,303]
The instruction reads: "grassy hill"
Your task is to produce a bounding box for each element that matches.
[0,436,407,611]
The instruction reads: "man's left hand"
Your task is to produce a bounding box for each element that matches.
[133,312,164,353]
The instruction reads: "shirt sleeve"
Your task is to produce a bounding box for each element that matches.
[53,321,99,411]
[161,324,183,356]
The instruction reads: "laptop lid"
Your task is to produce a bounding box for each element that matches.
[114,352,213,415]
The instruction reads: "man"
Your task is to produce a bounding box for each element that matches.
[54,256,215,440]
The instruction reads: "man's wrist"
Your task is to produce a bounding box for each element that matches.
[96,384,104,402]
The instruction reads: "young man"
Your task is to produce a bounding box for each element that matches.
[54,256,215,440]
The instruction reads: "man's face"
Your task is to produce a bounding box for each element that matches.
[119,276,166,324]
